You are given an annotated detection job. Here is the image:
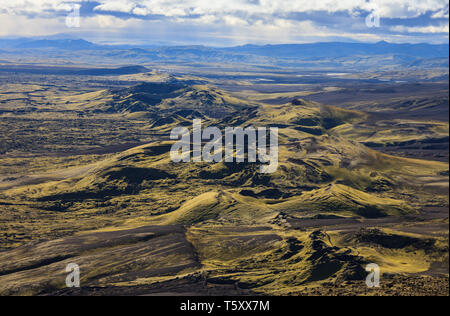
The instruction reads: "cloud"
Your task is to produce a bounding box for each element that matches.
[0,0,448,45]
[1,0,448,19]
[0,13,63,37]
[85,0,450,20]
[94,1,136,13]
[391,23,449,34]
[431,8,449,19]
[0,0,81,15]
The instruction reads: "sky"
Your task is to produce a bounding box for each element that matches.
[0,0,448,46]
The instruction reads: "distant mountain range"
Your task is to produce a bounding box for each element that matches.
[0,65,150,76]
[15,39,98,50]
[0,37,448,70]
[1,37,448,57]
[224,41,449,59]
[0,38,95,49]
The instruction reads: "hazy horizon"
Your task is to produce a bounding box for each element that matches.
[1,34,449,49]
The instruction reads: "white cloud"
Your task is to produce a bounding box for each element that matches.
[0,0,448,44]
[85,0,449,20]
[94,1,136,13]
[223,15,248,27]
[0,14,53,36]
[132,7,149,16]
[431,8,449,18]
[0,0,82,15]
[391,23,449,33]
[1,0,449,19]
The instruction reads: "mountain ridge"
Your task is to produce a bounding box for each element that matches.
[1,37,448,59]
